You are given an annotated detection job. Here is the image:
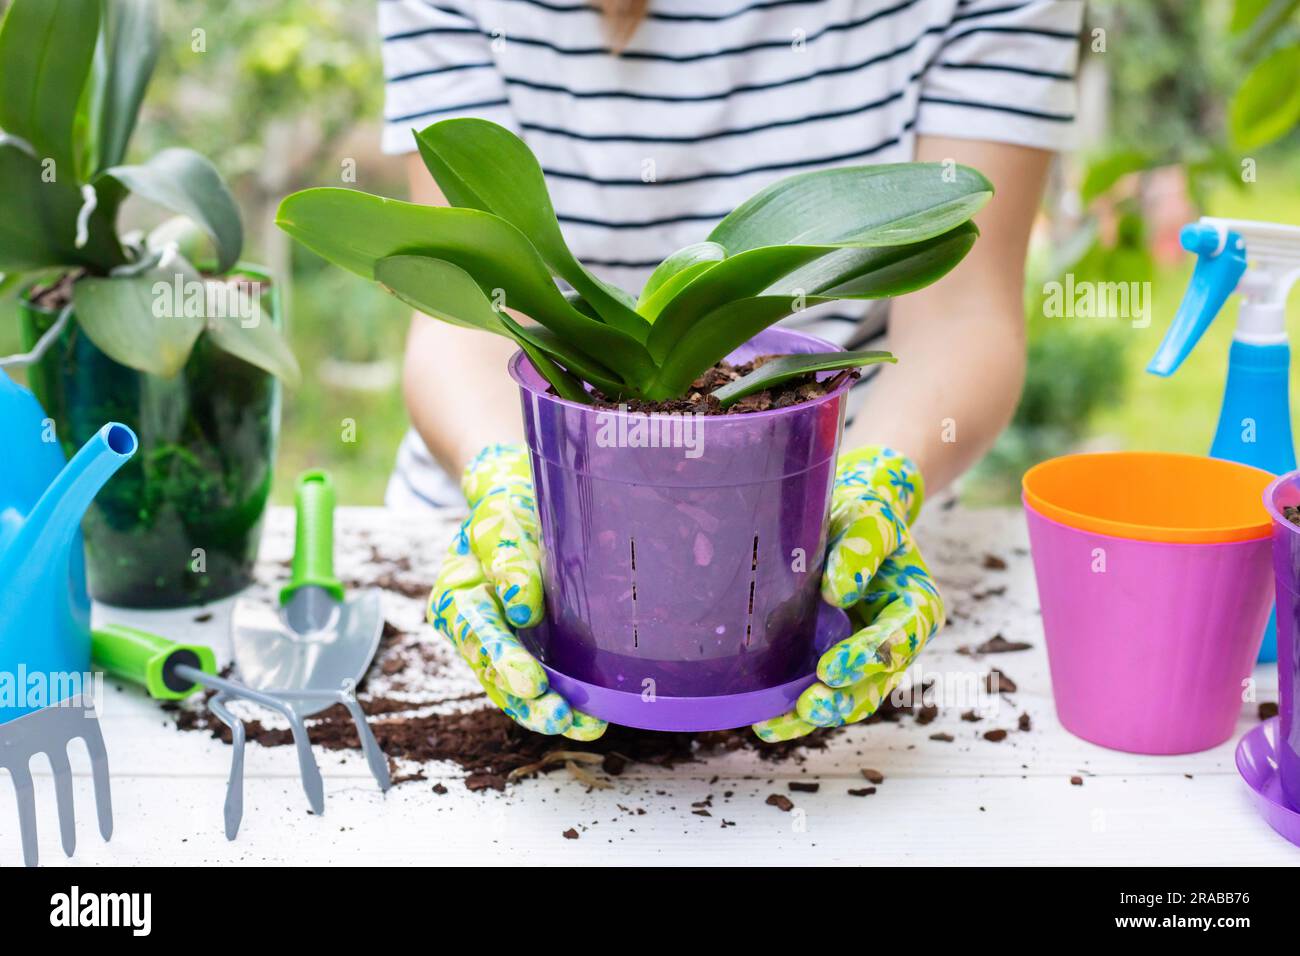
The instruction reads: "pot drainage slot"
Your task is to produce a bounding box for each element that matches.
[630,537,639,649]
[744,534,759,647]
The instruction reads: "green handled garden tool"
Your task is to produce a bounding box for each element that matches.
[92,624,390,840]
[231,471,384,717]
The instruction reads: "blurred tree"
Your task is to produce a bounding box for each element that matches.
[969,0,1300,502]
[131,0,397,279]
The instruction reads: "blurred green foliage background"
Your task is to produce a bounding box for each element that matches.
[4,0,1298,506]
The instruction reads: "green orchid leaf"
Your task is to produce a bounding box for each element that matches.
[712,350,896,407]
[502,317,626,396]
[91,0,161,171]
[508,330,593,404]
[0,140,124,272]
[0,270,33,299]
[0,0,101,180]
[647,245,827,362]
[277,188,654,384]
[1230,46,1300,150]
[638,260,720,322]
[73,273,204,378]
[204,295,301,387]
[765,221,979,297]
[146,215,217,267]
[376,254,624,395]
[644,296,794,401]
[638,241,725,308]
[564,289,602,320]
[648,224,977,399]
[97,148,243,273]
[414,118,648,338]
[376,254,510,337]
[648,166,988,364]
[708,162,991,252]
[0,142,82,271]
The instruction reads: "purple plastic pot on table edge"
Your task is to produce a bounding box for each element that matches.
[1263,472,1300,811]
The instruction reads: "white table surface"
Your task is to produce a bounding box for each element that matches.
[2,504,1293,866]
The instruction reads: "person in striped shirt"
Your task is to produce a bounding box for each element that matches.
[380,0,1085,740]
[381,0,1084,508]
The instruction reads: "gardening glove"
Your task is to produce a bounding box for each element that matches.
[427,444,608,741]
[752,445,944,742]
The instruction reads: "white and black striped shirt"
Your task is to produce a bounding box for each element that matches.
[378,0,1084,508]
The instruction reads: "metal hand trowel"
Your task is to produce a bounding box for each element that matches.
[231,471,382,716]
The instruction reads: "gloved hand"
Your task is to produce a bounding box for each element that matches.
[427,444,607,741]
[752,445,944,741]
[428,443,943,743]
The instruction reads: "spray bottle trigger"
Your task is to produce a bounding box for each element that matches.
[1146,224,1248,377]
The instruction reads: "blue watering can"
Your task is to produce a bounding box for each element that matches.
[0,368,137,720]
[0,367,135,865]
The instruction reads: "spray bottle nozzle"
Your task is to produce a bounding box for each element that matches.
[1179,222,1227,257]
[1146,222,1248,377]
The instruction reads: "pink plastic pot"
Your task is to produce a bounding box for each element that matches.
[1023,452,1274,754]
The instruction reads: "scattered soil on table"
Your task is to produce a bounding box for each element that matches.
[1070,776,1083,786]
[343,548,429,600]
[981,554,1008,571]
[765,793,794,811]
[588,355,858,416]
[848,787,876,797]
[1018,712,1032,732]
[983,729,1008,743]
[173,653,936,794]
[985,668,1017,694]
[177,697,846,793]
[169,550,963,805]
[957,633,1033,656]
[1260,701,1279,720]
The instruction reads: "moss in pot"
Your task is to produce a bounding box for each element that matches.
[0,0,299,607]
[277,118,990,728]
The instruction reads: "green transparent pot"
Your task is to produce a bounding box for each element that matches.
[19,266,281,608]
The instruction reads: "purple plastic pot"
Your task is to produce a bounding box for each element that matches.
[511,327,853,731]
[1264,472,1300,810]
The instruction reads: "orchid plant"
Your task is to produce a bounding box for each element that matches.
[278,118,991,405]
[0,0,298,384]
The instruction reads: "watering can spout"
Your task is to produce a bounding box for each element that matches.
[6,422,138,576]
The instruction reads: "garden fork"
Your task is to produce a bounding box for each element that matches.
[92,624,390,841]
[0,695,112,867]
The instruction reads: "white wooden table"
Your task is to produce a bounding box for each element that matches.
[3,504,1293,866]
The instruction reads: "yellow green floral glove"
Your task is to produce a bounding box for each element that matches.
[752,445,944,742]
[427,444,607,741]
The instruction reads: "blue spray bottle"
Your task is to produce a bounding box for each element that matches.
[1148,217,1300,662]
